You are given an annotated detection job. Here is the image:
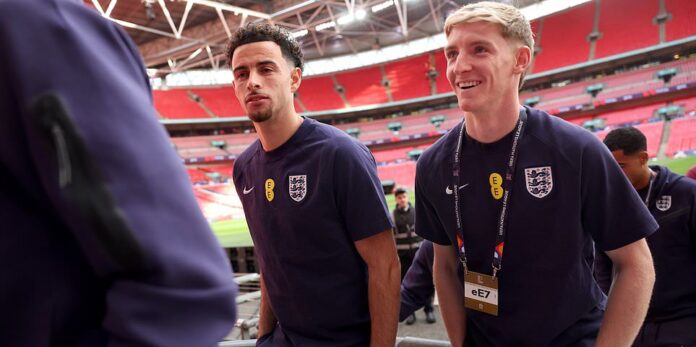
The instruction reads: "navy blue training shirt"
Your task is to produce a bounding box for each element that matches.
[233,117,394,347]
[0,1,237,346]
[642,165,696,322]
[415,106,658,346]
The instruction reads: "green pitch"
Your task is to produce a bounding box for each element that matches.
[211,156,696,248]
[653,156,696,175]
[211,193,401,248]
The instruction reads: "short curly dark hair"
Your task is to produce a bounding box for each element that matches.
[226,23,304,71]
[603,126,647,155]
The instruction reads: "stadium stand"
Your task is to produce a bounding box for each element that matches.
[295,75,345,111]
[667,116,696,156]
[531,2,594,73]
[434,51,451,94]
[665,0,696,42]
[595,103,662,126]
[372,144,432,164]
[384,54,432,101]
[335,66,390,107]
[594,0,659,59]
[153,89,208,119]
[377,161,417,188]
[192,87,245,117]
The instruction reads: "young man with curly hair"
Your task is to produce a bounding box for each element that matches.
[228,23,400,347]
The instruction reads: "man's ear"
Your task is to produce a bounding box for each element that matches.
[513,45,532,74]
[290,67,302,93]
[639,151,649,165]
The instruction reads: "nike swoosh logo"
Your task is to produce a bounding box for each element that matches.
[446,184,469,195]
[243,186,254,195]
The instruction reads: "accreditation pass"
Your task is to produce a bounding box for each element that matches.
[464,271,499,316]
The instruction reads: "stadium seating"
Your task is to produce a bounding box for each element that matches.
[377,161,417,188]
[522,57,696,113]
[153,89,209,119]
[434,51,452,94]
[665,0,696,42]
[594,0,659,59]
[191,87,245,117]
[595,103,662,126]
[384,54,432,101]
[667,116,696,156]
[532,2,594,73]
[372,144,432,164]
[296,76,345,111]
[335,66,389,107]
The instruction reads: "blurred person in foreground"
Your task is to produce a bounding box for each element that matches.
[0,0,237,345]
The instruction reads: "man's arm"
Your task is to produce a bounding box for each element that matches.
[596,239,654,347]
[257,273,277,337]
[355,229,400,347]
[400,241,435,321]
[433,243,466,347]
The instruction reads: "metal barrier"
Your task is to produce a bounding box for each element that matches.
[218,337,451,347]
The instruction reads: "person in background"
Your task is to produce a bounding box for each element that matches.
[0,0,238,346]
[602,127,696,347]
[686,164,696,180]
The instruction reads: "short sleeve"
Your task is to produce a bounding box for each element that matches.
[581,140,658,251]
[334,141,394,241]
[415,156,452,245]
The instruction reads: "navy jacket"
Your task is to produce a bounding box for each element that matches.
[596,165,696,322]
[0,0,237,346]
[399,241,435,321]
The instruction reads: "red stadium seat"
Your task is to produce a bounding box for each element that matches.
[153,89,209,119]
[384,54,432,101]
[297,76,345,111]
[335,66,389,107]
[595,0,659,59]
[532,2,594,73]
[191,87,245,117]
[665,0,696,42]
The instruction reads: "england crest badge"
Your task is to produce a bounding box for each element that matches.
[524,166,553,198]
[289,175,307,202]
[655,195,671,212]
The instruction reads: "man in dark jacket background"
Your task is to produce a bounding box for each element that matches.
[602,127,696,346]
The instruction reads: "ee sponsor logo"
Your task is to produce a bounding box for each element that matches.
[265,178,275,202]
[489,172,503,200]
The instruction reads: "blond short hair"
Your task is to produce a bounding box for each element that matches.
[444,1,534,89]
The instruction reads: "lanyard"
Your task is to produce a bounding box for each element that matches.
[452,108,527,278]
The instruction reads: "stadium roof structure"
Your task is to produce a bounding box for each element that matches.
[87,0,545,77]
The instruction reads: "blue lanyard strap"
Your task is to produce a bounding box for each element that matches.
[452,108,527,277]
